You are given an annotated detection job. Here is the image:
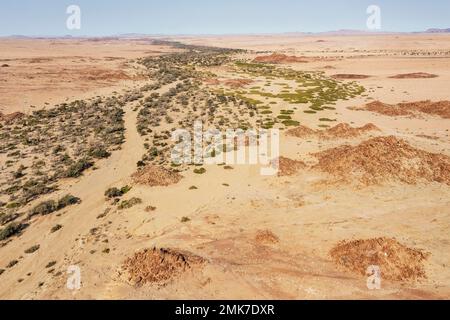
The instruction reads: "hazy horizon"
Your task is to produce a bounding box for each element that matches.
[1,0,449,37]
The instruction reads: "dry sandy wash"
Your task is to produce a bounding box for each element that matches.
[0,34,449,300]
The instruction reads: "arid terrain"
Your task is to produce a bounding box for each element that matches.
[0,33,449,300]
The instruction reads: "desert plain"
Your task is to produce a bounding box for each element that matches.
[0,33,449,299]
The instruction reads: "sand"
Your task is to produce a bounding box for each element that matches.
[0,34,449,301]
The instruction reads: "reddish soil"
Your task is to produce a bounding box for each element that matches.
[330,237,430,282]
[312,136,450,185]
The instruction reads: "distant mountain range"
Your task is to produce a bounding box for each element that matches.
[2,28,450,39]
[425,28,450,33]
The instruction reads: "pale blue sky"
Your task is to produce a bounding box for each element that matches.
[0,0,449,36]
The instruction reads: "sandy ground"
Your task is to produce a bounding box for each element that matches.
[0,34,449,300]
[0,38,176,113]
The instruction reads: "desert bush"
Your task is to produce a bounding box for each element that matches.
[104,186,131,199]
[57,194,81,209]
[181,216,191,222]
[24,244,40,254]
[104,187,122,199]
[64,159,93,178]
[6,260,18,268]
[88,146,111,159]
[193,168,206,174]
[0,213,19,225]
[29,200,57,217]
[50,224,62,233]
[0,222,26,241]
[118,197,142,210]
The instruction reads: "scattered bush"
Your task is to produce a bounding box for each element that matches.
[24,244,40,254]
[104,186,132,199]
[29,194,80,217]
[6,260,18,268]
[89,146,111,159]
[0,222,27,241]
[50,224,62,233]
[64,159,93,178]
[57,194,81,209]
[118,197,142,210]
[29,200,57,217]
[193,168,206,174]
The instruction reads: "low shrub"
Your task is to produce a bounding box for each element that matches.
[64,159,93,178]
[24,244,40,254]
[0,222,26,241]
[118,197,142,210]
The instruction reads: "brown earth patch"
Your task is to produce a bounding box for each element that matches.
[254,53,309,64]
[132,165,183,187]
[286,123,380,140]
[274,156,307,177]
[0,111,25,124]
[330,237,430,282]
[312,136,450,185]
[353,100,450,119]
[223,78,254,88]
[255,230,279,244]
[122,248,206,286]
[389,72,438,79]
[331,74,371,79]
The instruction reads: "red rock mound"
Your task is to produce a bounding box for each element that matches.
[123,248,205,286]
[358,100,450,119]
[330,237,429,282]
[313,136,450,185]
[132,165,183,187]
[254,53,309,64]
[255,230,279,244]
[273,156,307,177]
[223,78,254,88]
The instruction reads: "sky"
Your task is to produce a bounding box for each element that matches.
[0,0,449,36]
